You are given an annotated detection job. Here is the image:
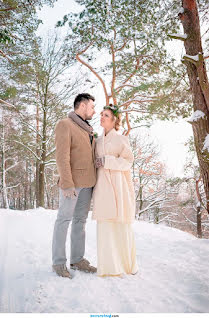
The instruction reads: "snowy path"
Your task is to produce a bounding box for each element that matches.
[0,212,31,312]
[0,210,53,312]
[0,208,209,313]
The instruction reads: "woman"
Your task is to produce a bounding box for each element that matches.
[92,104,138,277]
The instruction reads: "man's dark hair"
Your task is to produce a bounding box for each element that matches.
[74,93,95,110]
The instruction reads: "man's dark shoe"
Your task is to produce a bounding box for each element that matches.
[70,258,97,273]
[52,264,72,278]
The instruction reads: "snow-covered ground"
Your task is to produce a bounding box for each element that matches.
[0,208,209,313]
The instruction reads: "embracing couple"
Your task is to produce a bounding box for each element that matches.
[52,93,138,278]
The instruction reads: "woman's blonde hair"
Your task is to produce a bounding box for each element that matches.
[114,113,122,131]
[102,104,122,131]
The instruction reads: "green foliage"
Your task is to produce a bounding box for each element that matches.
[56,0,192,123]
[0,0,57,62]
[0,86,17,99]
[0,29,13,44]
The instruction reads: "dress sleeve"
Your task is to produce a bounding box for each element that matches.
[104,136,134,171]
[55,120,75,189]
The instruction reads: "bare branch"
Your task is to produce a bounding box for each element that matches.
[6,183,20,189]
[0,7,18,12]
[76,42,109,105]
[46,147,56,159]
[110,41,117,104]
[0,98,16,108]
[182,211,197,226]
[45,159,56,166]
[0,50,13,62]
[113,58,140,94]
[5,162,21,172]
[115,39,128,52]
[14,140,41,161]
[115,84,138,92]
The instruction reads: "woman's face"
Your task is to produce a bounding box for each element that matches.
[100,109,115,130]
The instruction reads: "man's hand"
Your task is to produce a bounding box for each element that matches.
[95,157,105,168]
[62,188,77,199]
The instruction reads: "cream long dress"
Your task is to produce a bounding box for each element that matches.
[92,128,138,277]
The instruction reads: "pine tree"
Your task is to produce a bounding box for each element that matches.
[170,0,209,213]
[57,0,192,134]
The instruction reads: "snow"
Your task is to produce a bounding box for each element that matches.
[187,110,206,122]
[169,33,187,40]
[203,134,209,152]
[179,7,185,14]
[107,90,112,97]
[196,201,201,208]
[0,208,209,313]
[183,54,200,62]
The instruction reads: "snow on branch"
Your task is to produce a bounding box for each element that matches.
[0,50,13,63]
[168,33,187,41]
[183,54,199,62]
[115,84,138,92]
[46,147,56,159]
[182,211,197,226]
[7,183,20,189]
[5,162,21,172]
[0,98,16,108]
[181,52,203,65]
[137,197,170,217]
[187,110,206,123]
[45,159,56,166]
[178,7,184,15]
[14,140,41,161]
[5,157,15,163]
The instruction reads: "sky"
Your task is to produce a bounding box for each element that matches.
[37,0,195,177]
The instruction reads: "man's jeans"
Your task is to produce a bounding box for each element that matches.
[52,187,93,265]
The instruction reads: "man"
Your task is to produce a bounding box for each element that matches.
[52,93,97,278]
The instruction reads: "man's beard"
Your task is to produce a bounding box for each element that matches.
[85,114,93,120]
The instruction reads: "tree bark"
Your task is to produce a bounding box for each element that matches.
[38,163,45,207]
[1,110,9,209]
[196,205,202,238]
[38,104,47,208]
[180,0,209,213]
[196,177,202,238]
[35,161,39,208]
[35,102,40,208]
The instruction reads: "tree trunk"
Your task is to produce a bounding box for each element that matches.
[180,0,209,213]
[23,160,28,210]
[196,205,202,238]
[18,185,21,210]
[44,172,50,208]
[38,163,45,207]
[35,161,39,208]
[35,102,40,208]
[154,206,159,224]
[2,111,9,209]
[38,108,47,207]
[29,163,33,209]
[196,177,202,238]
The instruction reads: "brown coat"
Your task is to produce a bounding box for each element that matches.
[55,118,96,189]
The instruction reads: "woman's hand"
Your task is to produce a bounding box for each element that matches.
[95,157,105,168]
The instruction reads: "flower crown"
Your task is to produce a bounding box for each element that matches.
[103,104,121,117]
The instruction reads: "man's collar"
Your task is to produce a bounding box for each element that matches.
[76,113,90,126]
[68,111,93,135]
